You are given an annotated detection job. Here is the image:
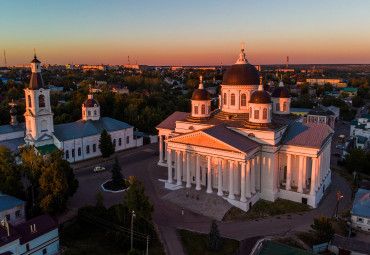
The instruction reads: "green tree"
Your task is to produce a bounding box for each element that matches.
[344,148,369,174]
[123,177,153,220]
[0,146,24,198]
[352,96,364,108]
[99,129,115,158]
[127,249,141,255]
[207,220,222,251]
[311,216,334,243]
[111,157,125,187]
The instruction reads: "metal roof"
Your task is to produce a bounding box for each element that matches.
[0,123,25,135]
[53,117,132,141]
[258,240,315,255]
[281,122,333,149]
[0,137,25,153]
[352,188,370,218]
[156,111,190,130]
[0,195,25,212]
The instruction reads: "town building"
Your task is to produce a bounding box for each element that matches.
[0,214,59,255]
[82,65,107,72]
[156,46,333,212]
[340,88,358,97]
[0,195,26,226]
[328,235,370,255]
[307,105,339,129]
[351,188,370,232]
[0,53,142,163]
[350,114,370,139]
[306,77,347,87]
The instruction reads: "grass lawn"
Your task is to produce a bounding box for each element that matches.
[274,237,305,250]
[178,229,240,255]
[223,199,311,221]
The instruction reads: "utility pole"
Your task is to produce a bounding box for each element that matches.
[146,235,149,255]
[131,210,136,250]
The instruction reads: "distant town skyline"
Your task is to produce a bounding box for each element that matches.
[2,0,370,66]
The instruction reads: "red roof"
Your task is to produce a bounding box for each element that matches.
[156,111,189,130]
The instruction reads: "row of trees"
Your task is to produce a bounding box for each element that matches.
[0,145,79,216]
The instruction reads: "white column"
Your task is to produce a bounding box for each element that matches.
[195,154,201,190]
[159,135,164,163]
[297,156,303,193]
[176,151,182,186]
[167,149,173,183]
[228,160,235,199]
[207,156,212,193]
[310,157,317,195]
[286,154,292,191]
[217,158,223,196]
[246,160,252,198]
[303,156,307,189]
[186,152,191,188]
[320,153,323,184]
[251,157,256,193]
[256,155,261,190]
[240,162,246,202]
[182,152,186,181]
[164,136,168,160]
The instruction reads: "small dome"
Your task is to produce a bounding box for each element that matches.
[250,90,272,104]
[191,89,210,101]
[83,98,99,107]
[271,86,290,98]
[10,107,17,116]
[222,64,260,86]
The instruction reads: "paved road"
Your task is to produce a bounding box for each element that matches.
[65,143,352,255]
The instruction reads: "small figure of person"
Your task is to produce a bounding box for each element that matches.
[186,191,189,198]
[181,208,184,215]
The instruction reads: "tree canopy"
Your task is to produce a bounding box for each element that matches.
[0,146,24,198]
[99,129,115,158]
[344,148,370,175]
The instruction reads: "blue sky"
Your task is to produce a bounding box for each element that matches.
[2,0,370,65]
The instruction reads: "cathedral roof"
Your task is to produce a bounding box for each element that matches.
[53,117,132,141]
[271,86,291,98]
[191,89,211,101]
[30,56,41,64]
[156,111,190,130]
[0,123,26,135]
[29,73,44,89]
[222,63,260,86]
[249,90,272,104]
[281,122,333,148]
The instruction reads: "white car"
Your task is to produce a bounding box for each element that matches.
[93,166,106,172]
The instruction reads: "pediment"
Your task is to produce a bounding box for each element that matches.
[169,132,241,152]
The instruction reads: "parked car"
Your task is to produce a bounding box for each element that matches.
[93,166,106,172]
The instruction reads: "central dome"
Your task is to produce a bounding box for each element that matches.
[222,64,260,85]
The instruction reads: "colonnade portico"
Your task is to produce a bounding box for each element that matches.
[282,144,331,197]
[165,147,259,203]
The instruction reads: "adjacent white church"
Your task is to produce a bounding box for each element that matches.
[0,54,139,162]
[156,46,333,211]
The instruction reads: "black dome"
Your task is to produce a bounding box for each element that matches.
[84,98,99,107]
[271,86,291,98]
[191,89,210,101]
[222,64,260,85]
[250,91,271,104]
[10,108,17,116]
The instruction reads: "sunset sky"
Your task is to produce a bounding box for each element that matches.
[2,0,370,66]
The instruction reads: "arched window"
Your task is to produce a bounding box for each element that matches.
[201,104,205,114]
[241,94,246,106]
[283,102,287,112]
[263,108,267,119]
[231,94,235,106]
[194,105,198,114]
[39,95,45,108]
[28,95,32,108]
[86,145,90,154]
[126,136,130,144]
[250,107,252,117]
[93,144,96,152]
[223,93,227,105]
[88,111,91,116]
[208,105,210,114]
[276,103,280,111]
[254,109,259,119]
[119,138,122,146]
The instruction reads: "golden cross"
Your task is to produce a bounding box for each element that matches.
[240,42,245,51]
[200,75,202,83]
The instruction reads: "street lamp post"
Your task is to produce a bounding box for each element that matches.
[131,210,136,250]
[332,190,344,219]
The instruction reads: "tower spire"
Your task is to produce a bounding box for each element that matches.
[198,75,204,89]
[258,76,263,91]
[235,42,248,64]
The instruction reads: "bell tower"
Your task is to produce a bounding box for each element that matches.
[24,51,54,147]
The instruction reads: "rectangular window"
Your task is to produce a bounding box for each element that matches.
[119,138,122,146]
[126,136,130,144]
[358,217,364,223]
[113,139,116,147]
[254,109,259,119]
[86,145,90,154]
[5,214,10,221]
[66,150,69,159]
[15,210,21,218]
[43,248,47,254]
[93,144,96,152]
[78,147,81,156]
[26,243,30,251]
[72,149,75,158]
[194,106,198,114]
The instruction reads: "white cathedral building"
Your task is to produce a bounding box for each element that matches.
[156,46,333,211]
[0,54,139,162]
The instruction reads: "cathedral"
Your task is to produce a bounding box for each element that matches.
[156,46,333,211]
[0,54,138,162]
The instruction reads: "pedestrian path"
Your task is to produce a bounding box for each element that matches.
[162,187,232,221]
